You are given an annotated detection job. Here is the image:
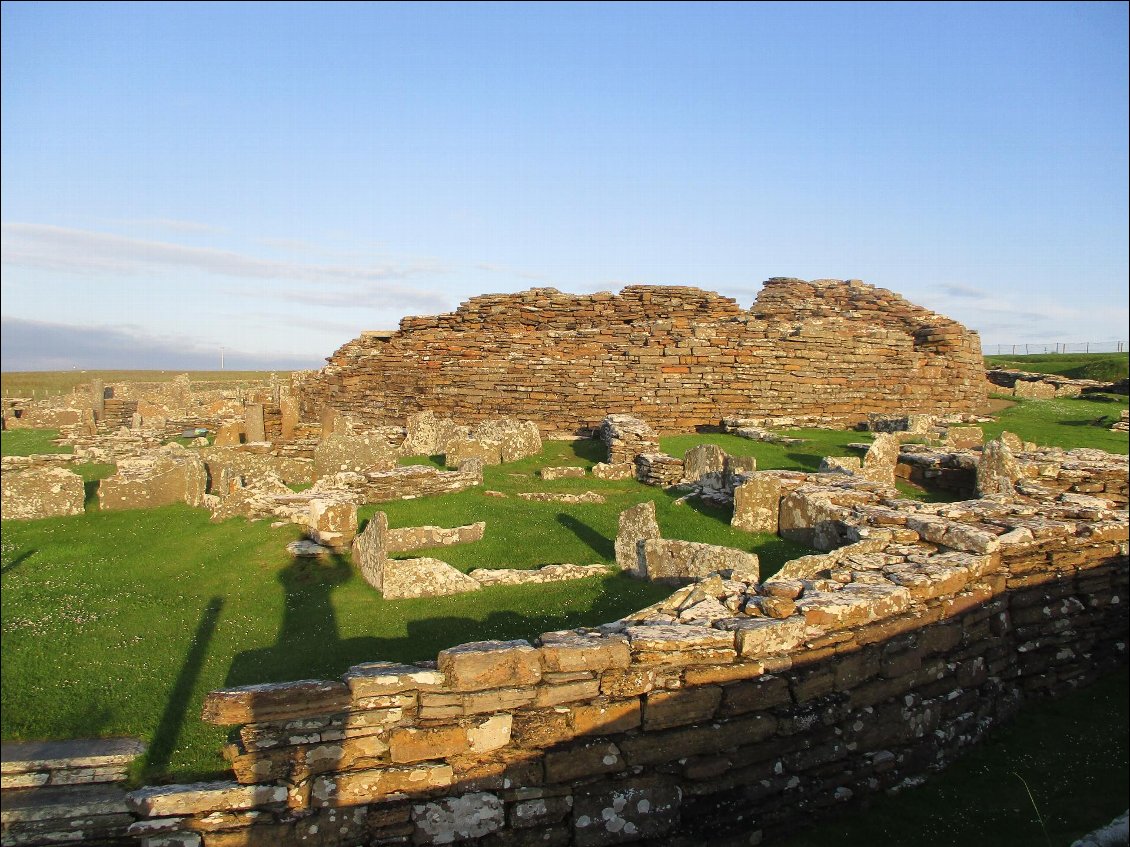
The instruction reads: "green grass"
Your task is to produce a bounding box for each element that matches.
[0,504,675,782]
[983,394,1128,453]
[779,667,1129,847]
[660,428,872,472]
[1,428,72,456]
[1,370,288,397]
[985,352,1128,382]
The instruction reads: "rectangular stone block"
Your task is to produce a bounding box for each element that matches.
[570,698,642,737]
[201,681,349,725]
[345,662,445,698]
[538,632,631,673]
[311,764,454,807]
[438,640,542,692]
[389,726,469,764]
[127,782,287,817]
[642,687,722,731]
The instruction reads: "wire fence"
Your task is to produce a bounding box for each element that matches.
[985,342,1126,356]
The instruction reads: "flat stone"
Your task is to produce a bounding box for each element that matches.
[437,640,542,692]
[127,781,287,816]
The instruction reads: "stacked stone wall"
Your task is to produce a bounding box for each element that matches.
[299,279,986,435]
[128,506,1127,846]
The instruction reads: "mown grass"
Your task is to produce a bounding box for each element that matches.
[0,370,288,397]
[1,428,72,456]
[985,352,1128,382]
[983,394,1128,453]
[780,667,1129,847]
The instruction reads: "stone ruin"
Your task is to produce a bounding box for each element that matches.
[299,279,988,435]
[102,445,1127,847]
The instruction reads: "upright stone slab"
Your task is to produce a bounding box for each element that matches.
[213,421,244,447]
[977,438,1023,497]
[244,404,267,443]
[732,474,782,533]
[353,512,390,590]
[615,501,661,577]
[90,379,106,420]
[861,433,900,486]
[682,444,726,483]
[314,431,396,479]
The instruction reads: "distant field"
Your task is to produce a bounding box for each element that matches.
[0,370,290,397]
[984,352,1128,382]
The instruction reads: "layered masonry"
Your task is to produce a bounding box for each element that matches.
[299,279,987,435]
[124,448,1128,847]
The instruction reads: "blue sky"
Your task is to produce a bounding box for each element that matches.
[2,1,1127,370]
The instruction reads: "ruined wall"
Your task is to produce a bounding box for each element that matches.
[299,279,986,435]
[127,515,1128,846]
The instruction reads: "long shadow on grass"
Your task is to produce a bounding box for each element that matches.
[146,596,224,775]
[1,549,35,576]
[568,438,606,463]
[556,513,614,560]
[224,559,662,689]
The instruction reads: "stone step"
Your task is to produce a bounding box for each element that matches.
[0,784,134,847]
[1,739,145,790]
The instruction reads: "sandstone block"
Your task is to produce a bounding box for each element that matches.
[344,661,445,698]
[572,781,680,846]
[643,686,722,730]
[796,583,912,630]
[731,617,808,657]
[201,680,349,725]
[731,474,783,533]
[541,466,586,480]
[127,782,286,816]
[592,462,635,480]
[570,698,642,736]
[307,498,357,550]
[438,640,542,692]
[313,431,396,479]
[1,467,85,520]
[383,557,482,599]
[538,631,631,673]
[311,764,453,807]
[352,511,389,590]
[682,443,726,482]
[545,741,624,783]
[389,726,469,764]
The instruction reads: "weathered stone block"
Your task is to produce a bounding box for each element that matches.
[731,617,808,657]
[572,781,681,846]
[642,539,760,582]
[538,632,631,673]
[411,792,504,844]
[127,782,286,816]
[1,467,85,520]
[643,686,722,731]
[313,431,396,479]
[571,699,642,737]
[438,640,542,692]
[389,726,469,764]
[345,661,445,698]
[311,764,454,807]
[307,498,356,550]
[731,474,783,534]
[545,741,624,783]
[201,680,349,725]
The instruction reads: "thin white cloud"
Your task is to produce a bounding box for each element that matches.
[0,223,450,311]
[1,315,322,371]
[937,282,987,300]
[107,218,225,234]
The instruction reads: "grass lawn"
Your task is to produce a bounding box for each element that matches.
[984,352,1128,382]
[983,394,1128,452]
[1,428,73,456]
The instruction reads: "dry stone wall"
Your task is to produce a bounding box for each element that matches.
[125,457,1127,847]
[301,279,986,434]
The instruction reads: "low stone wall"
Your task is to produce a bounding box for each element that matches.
[125,484,1128,846]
